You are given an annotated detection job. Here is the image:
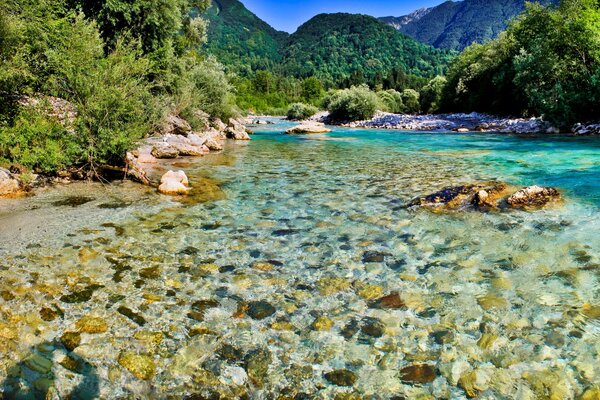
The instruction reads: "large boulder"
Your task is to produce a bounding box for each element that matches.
[158,170,189,195]
[286,123,332,134]
[226,118,251,140]
[151,144,179,159]
[507,186,561,209]
[0,168,23,197]
[164,114,192,136]
[166,135,209,156]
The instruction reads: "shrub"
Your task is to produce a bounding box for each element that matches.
[401,89,421,114]
[0,108,80,173]
[377,89,404,113]
[287,103,318,120]
[420,76,447,113]
[325,85,379,121]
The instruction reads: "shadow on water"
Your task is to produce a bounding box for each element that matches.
[1,339,99,400]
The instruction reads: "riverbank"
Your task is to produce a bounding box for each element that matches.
[308,111,600,135]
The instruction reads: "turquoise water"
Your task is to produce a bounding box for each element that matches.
[0,120,599,399]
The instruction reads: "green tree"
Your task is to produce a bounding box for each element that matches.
[401,89,421,114]
[324,85,379,121]
[420,76,447,113]
[301,77,324,104]
[377,90,404,113]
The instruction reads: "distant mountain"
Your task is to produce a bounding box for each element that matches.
[281,13,452,84]
[382,0,558,51]
[204,0,288,74]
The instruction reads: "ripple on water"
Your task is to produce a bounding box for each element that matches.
[0,121,599,398]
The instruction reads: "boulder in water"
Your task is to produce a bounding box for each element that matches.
[158,170,189,195]
[507,186,560,209]
[151,144,179,159]
[286,123,331,134]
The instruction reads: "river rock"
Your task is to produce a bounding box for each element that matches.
[158,170,189,195]
[244,348,272,386]
[118,352,156,380]
[324,369,357,386]
[151,144,179,159]
[211,118,227,132]
[286,123,331,134]
[164,114,192,136]
[400,364,437,384]
[204,137,224,151]
[125,152,152,185]
[507,186,560,208]
[471,182,510,208]
[246,301,276,320]
[0,168,23,197]
[75,316,108,334]
[226,119,251,140]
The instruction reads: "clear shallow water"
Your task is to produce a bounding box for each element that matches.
[0,120,599,399]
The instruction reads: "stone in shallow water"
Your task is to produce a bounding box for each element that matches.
[507,186,560,209]
[75,316,108,334]
[341,319,360,340]
[317,277,351,295]
[324,369,357,387]
[24,352,53,374]
[218,343,244,362]
[312,316,334,331]
[368,292,406,310]
[246,301,276,320]
[362,251,389,263]
[361,317,385,338]
[400,364,437,384]
[245,348,272,386]
[40,307,60,321]
[118,352,156,380]
[60,284,103,304]
[117,306,147,326]
[188,299,220,321]
[60,331,81,351]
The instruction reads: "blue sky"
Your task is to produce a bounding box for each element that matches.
[240,0,447,33]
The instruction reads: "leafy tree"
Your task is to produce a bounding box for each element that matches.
[287,103,318,120]
[401,89,421,114]
[377,90,404,113]
[301,77,324,104]
[325,85,379,121]
[420,76,447,113]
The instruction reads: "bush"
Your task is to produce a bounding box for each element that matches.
[420,76,447,113]
[401,89,421,114]
[0,108,80,173]
[377,89,404,113]
[324,85,379,121]
[287,103,318,120]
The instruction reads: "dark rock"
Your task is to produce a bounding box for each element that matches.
[245,348,272,386]
[368,292,406,310]
[60,285,103,304]
[217,344,244,362]
[409,185,476,208]
[188,299,220,322]
[139,266,161,280]
[400,364,437,384]
[361,317,385,338]
[40,307,61,321]
[52,196,95,207]
[430,330,455,345]
[324,369,357,387]
[246,301,276,320]
[362,251,389,263]
[341,319,360,340]
[60,331,81,352]
[117,306,146,326]
[507,186,561,209]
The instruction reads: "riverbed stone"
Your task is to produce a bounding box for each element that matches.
[245,348,272,386]
[158,170,190,195]
[368,292,406,310]
[0,168,23,197]
[361,317,386,338]
[246,301,276,320]
[400,364,437,384]
[507,186,561,208]
[312,316,334,331]
[60,331,81,351]
[151,144,180,159]
[75,316,108,334]
[286,123,331,134]
[118,352,156,380]
[324,369,357,387]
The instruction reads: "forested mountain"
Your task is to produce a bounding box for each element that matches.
[281,13,453,86]
[204,0,288,74]
[383,0,558,51]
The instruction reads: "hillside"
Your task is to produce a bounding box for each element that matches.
[281,13,453,85]
[204,0,288,74]
[382,0,558,51]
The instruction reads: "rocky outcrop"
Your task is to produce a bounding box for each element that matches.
[0,168,24,197]
[507,186,561,209]
[286,122,332,134]
[408,182,560,212]
[226,118,251,140]
[163,114,192,136]
[573,123,600,136]
[158,170,189,195]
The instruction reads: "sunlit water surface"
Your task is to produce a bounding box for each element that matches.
[0,120,599,399]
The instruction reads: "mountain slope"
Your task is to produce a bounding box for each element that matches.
[282,13,453,85]
[383,0,558,51]
[204,0,288,74]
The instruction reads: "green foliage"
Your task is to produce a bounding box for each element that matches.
[401,89,421,114]
[282,13,453,86]
[0,108,80,173]
[420,76,447,113]
[204,0,288,74]
[301,77,324,104]
[441,0,600,126]
[287,103,318,120]
[325,85,379,121]
[377,90,404,113]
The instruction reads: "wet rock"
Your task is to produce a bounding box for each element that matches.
[368,292,406,310]
[75,316,108,334]
[217,344,244,362]
[0,168,23,197]
[244,348,272,386]
[60,285,103,304]
[53,196,95,207]
[118,352,156,380]
[341,319,360,340]
[139,266,161,279]
[317,277,351,295]
[430,330,455,345]
[400,364,437,384]
[117,306,147,326]
[60,331,81,351]
[125,152,152,185]
[246,301,276,320]
[471,182,510,208]
[188,299,219,322]
[507,186,561,209]
[40,307,61,321]
[158,170,190,195]
[409,185,477,209]
[1,290,15,301]
[362,251,389,263]
[226,119,251,140]
[24,352,53,374]
[324,369,357,387]
[286,123,331,134]
[312,316,334,331]
[361,317,386,338]
[204,137,223,151]
[151,144,179,159]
